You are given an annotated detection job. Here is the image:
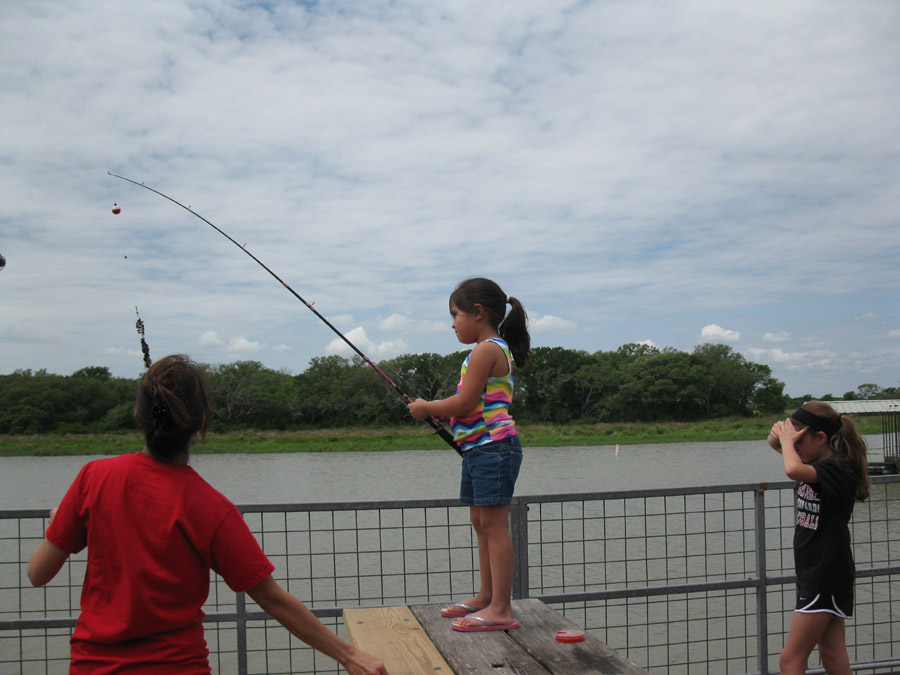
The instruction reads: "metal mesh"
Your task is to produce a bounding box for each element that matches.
[2,477,898,674]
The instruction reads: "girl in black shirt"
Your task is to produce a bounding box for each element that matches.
[768,402,870,675]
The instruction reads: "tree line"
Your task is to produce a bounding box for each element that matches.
[1,343,896,435]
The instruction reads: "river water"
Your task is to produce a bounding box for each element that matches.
[0,437,831,510]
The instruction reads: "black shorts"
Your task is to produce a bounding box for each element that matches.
[795,587,853,618]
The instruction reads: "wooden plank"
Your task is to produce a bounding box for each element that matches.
[506,598,649,674]
[411,603,551,674]
[411,600,649,675]
[343,606,453,675]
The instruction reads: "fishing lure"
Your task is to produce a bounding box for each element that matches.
[108,171,461,455]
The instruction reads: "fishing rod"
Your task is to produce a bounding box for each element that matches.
[108,171,461,456]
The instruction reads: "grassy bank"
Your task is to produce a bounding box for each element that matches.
[0,416,885,457]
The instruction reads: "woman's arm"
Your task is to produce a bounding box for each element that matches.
[246,576,388,675]
[28,538,70,587]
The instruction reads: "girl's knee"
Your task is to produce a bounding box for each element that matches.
[779,651,806,675]
[818,645,850,673]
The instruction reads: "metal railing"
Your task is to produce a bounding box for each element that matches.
[2,476,898,674]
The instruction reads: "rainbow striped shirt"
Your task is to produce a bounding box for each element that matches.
[450,337,517,451]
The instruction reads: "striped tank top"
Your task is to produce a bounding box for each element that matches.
[450,337,517,452]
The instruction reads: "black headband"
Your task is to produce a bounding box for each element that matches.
[791,407,841,436]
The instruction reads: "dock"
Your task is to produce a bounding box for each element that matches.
[344,598,649,674]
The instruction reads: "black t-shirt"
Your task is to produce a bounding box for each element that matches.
[793,459,858,592]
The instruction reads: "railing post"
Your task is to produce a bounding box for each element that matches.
[510,498,529,599]
[236,591,248,675]
[754,487,770,675]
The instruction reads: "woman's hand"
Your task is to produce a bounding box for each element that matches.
[343,650,390,675]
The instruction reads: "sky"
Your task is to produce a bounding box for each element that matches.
[1,1,898,398]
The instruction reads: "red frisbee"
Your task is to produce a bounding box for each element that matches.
[556,629,585,643]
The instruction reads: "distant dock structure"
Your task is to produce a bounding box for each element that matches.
[827,399,900,474]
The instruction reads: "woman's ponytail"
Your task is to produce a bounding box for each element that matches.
[134,355,211,461]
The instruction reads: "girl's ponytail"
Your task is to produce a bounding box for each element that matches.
[802,401,870,501]
[500,296,530,368]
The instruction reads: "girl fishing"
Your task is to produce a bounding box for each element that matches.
[408,277,530,632]
[28,354,387,675]
[767,401,870,675]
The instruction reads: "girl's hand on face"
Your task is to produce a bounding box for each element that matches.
[767,422,782,451]
[407,398,429,421]
[775,419,807,447]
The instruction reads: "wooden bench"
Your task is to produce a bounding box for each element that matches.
[344,598,649,674]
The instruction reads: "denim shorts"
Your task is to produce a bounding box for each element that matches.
[459,435,523,506]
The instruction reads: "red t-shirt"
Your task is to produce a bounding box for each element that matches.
[46,452,274,674]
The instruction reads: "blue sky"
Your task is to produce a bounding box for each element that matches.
[1,0,898,398]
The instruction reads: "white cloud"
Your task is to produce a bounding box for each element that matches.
[747,347,839,372]
[379,313,411,331]
[747,347,806,364]
[889,330,900,338]
[326,327,408,359]
[763,331,789,343]
[419,319,449,333]
[198,331,225,348]
[637,339,656,348]
[856,312,879,321]
[701,324,741,342]
[197,331,261,354]
[226,337,262,354]
[531,314,577,333]
[328,314,356,329]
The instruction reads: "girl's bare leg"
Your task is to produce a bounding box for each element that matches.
[817,616,850,675]
[780,612,847,675]
[452,506,493,612]
[454,505,515,626]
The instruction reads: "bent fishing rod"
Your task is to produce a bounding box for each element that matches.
[108,171,461,456]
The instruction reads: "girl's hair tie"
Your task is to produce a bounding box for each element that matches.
[506,295,511,304]
[791,407,840,436]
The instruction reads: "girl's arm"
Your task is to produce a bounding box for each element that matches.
[775,420,818,483]
[408,341,503,421]
[246,576,388,675]
[767,422,782,453]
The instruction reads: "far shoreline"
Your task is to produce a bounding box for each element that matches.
[0,416,885,457]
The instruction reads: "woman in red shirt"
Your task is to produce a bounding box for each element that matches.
[28,354,387,675]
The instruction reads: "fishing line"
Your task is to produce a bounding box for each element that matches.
[108,171,461,455]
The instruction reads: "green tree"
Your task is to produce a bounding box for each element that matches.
[857,384,882,400]
[514,347,592,422]
[206,361,294,429]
